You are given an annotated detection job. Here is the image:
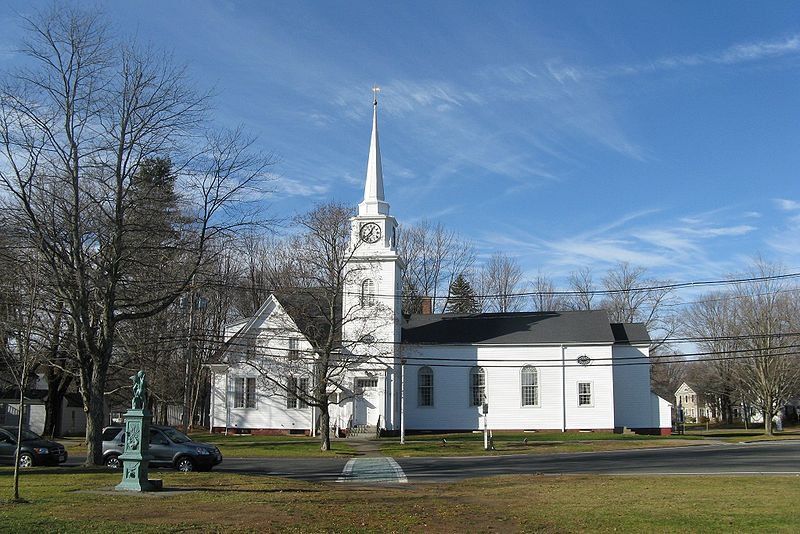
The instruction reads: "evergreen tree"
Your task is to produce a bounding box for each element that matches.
[446,274,479,313]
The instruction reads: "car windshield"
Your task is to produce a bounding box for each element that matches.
[18,429,42,441]
[160,427,191,444]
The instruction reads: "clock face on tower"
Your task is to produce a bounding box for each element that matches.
[359,222,382,244]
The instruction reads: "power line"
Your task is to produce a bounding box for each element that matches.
[117,330,800,368]
[1,259,799,301]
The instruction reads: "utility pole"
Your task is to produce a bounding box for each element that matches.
[182,276,195,431]
[561,344,567,432]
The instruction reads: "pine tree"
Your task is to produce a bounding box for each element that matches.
[447,274,479,313]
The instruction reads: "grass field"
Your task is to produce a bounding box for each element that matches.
[0,469,797,532]
[684,428,800,443]
[379,431,705,457]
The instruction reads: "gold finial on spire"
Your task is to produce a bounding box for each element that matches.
[372,84,380,105]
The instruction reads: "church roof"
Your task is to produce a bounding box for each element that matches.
[401,310,633,345]
[610,322,651,345]
[273,289,342,349]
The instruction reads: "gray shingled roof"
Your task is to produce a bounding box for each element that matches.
[401,310,619,345]
[610,323,651,345]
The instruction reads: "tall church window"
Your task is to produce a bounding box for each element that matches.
[233,377,256,408]
[418,366,434,407]
[361,279,376,307]
[287,376,310,409]
[470,366,485,406]
[521,366,538,406]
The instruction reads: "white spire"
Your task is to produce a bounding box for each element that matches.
[359,86,389,216]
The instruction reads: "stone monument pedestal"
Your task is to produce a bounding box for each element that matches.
[115,408,161,492]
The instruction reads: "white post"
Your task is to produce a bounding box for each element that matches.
[483,408,488,450]
[400,358,405,445]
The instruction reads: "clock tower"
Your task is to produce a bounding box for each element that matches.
[342,89,403,431]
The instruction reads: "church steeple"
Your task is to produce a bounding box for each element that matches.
[359,86,390,216]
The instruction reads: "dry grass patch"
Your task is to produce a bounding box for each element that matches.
[1,468,799,532]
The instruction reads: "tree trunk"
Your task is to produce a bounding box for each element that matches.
[12,385,26,502]
[43,392,64,439]
[80,364,108,466]
[43,370,72,438]
[318,404,331,451]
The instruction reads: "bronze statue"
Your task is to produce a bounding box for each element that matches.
[131,370,148,410]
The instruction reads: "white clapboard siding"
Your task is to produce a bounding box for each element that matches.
[611,344,661,429]
[402,344,615,431]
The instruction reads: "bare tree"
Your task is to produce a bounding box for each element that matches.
[566,267,595,311]
[0,248,50,500]
[600,262,677,348]
[729,261,800,434]
[0,7,271,464]
[399,220,475,313]
[529,271,567,312]
[479,252,524,312]
[682,293,741,424]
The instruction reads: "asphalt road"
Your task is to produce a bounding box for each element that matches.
[67,441,800,483]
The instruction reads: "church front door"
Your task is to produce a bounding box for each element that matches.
[354,377,379,426]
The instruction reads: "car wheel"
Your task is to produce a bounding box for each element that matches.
[175,456,195,472]
[18,453,34,468]
[105,454,121,470]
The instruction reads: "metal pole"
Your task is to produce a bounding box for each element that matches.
[400,358,405,445]
[561,344,567,432]
[183,277,195,431]
[483,408,488,450]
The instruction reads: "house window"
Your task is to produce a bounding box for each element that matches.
[521,366,538,406]
[578,382,592,406]
[245,377,256,408]
[470,367,485,406]
[288,337,300,360]
[233,377,256,408]
[418,366,433,407]
[287,377,310,409]
[361,279,376,307]
[356,378,378,389]
[299,377,309,409]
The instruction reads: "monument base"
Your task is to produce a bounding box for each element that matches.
[114,407,160,492]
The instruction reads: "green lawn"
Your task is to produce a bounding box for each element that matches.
[186,432,357,458]
[683,428,800,443]
[0,469,797,532]
[380,431,705,457]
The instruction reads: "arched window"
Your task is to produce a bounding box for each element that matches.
[521,366,538,406]
[470,366,485,406]
[361,279,375,307]
[418,366,434,407]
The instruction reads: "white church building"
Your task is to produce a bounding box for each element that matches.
[208,96,672,437]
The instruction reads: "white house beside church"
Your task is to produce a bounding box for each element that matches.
[208,95,672,436]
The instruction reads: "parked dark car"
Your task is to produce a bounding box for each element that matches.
[0,426,68,467]
[102,425,222,472]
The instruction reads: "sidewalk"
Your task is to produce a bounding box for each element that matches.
[346,435,384,457]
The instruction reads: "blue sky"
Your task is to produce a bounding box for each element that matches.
[3,1,799,286]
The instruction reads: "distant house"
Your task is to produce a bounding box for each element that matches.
[0,388,85,436]
[674,382,712,423]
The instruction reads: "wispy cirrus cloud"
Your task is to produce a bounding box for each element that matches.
[476,206,759,282]
[332,80,482,120]
[547,34,800,82]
